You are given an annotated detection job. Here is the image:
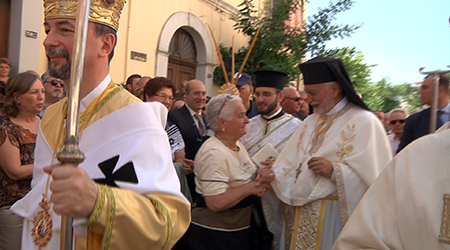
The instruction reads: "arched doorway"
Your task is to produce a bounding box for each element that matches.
[167,28,197,90]
[156,12,215,95]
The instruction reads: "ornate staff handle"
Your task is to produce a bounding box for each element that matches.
[419,66,450,134]
[55,0,90,249]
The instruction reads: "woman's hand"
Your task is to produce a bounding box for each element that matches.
[260,159,275,169]
[181,158,194,175]
[252,181,267,197]
[254,167,275,196]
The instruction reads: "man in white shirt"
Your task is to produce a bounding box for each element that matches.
[387,108,408,155]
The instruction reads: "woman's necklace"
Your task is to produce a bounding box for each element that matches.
[31,82,116,249]
[215,133,239,152]
[215,134,256,179]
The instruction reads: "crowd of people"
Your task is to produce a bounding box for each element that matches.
[2,60,447,250]
[0,1,449,250]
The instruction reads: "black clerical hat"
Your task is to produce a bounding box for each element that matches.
[254,70,286,90]
[299,56,369,110]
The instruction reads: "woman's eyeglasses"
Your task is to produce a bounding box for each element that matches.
[218,95,233,116]
[46,80,64,88]
[155,93,174,101]
[390,119,405,125]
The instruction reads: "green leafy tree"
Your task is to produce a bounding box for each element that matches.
[370,78,400,112]
[364,78,421,112]
[317,47,421,112]
[318,47,375,104]
[401,83,421,112]
[213,0,361,86]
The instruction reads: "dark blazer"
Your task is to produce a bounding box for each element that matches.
[168,104,210,160]
[168,105,210,202]
[293,112,308,121]
[397,108,439,153]
[246,100,259,119]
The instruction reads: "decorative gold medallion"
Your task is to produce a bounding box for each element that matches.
[32,194,53,249]
[439,194,450,244]
[218,83,239,96]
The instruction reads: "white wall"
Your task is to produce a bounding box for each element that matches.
[9,0,43,74]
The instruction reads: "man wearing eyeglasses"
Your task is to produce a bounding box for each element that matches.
[387,108,408,156]
[294,90,311,120]
[240,70,302,250]
[281,87,305,120]
[40,72,65,117]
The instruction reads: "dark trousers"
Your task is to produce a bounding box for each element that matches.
[176,223,250,250]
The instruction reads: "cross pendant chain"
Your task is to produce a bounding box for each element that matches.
[294,162,303,183]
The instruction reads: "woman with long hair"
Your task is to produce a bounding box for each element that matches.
[0,72,44,250]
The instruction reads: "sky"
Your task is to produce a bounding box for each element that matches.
[307,0,450,85]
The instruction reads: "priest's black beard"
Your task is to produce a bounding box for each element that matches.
[258,95,278,115]
[46,48,71,80]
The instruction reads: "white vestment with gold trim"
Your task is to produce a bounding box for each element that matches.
[333,125,450,250]
[241,113,302,250]
[272,103,391,250]
[11,77,190,250]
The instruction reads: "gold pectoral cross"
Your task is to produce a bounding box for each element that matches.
[439,194,450,244]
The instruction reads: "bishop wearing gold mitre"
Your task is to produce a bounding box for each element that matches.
[11,1,191,250]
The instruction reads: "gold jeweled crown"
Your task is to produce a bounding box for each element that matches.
[44,0,126,31]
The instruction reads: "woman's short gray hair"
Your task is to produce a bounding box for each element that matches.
[206,94,243,132]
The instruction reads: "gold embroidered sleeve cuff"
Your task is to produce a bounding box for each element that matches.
[87,184,107,226]
[86,186,190,250]
[330,162,338,184]
[86,183,115,248]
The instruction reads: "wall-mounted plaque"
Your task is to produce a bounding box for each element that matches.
[131,51,147,62]
[25,30,38,39]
